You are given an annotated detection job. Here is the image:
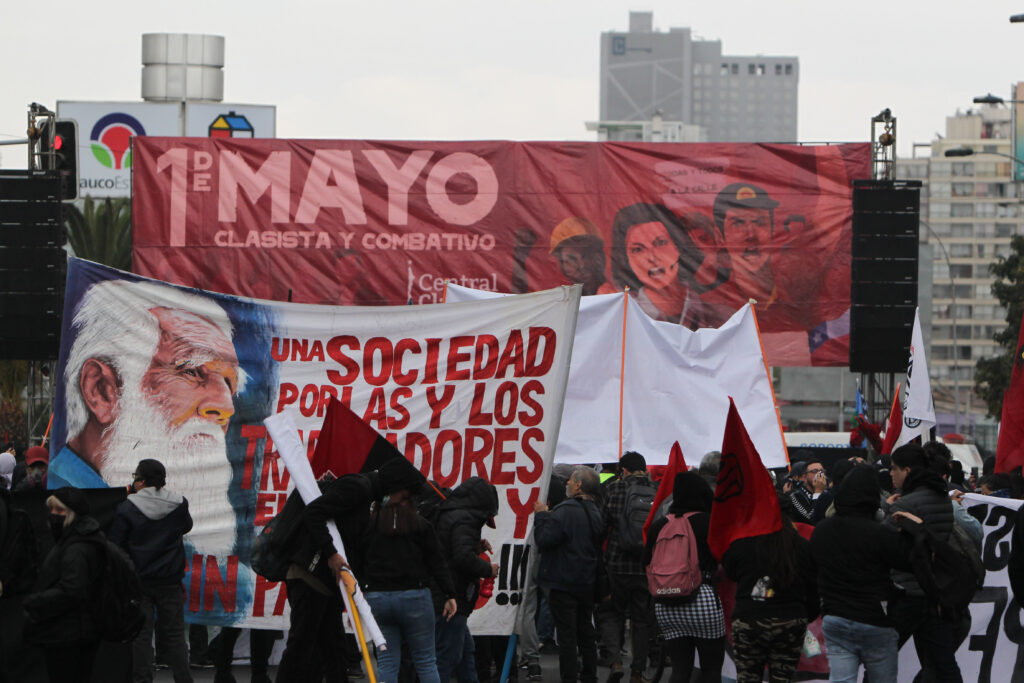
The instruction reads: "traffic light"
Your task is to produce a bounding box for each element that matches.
[38,119,78,199]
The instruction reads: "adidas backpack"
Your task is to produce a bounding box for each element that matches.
[646,512,703,599]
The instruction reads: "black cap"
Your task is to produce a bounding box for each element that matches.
[713,183,779,228]
[52,486,90,515]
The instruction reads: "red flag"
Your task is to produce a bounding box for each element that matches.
[311,397,416,480]
[997,317,1024,472]
[642,441,688,542]
[880,383,903,456]
[708,398,782,561]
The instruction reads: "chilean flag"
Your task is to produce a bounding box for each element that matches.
[808,308,850,366]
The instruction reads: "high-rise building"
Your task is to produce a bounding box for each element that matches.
[895,102,1019,447]
[594,11,798,142]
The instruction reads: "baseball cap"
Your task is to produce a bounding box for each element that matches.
[25,446,49,466]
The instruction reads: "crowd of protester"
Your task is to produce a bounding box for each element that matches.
[0,437,1019,683]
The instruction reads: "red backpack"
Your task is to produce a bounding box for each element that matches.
[646,512,702,599]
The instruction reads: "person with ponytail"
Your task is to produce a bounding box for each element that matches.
[361,478,458,683]
[722,498,818,683]
[885,443,962,683]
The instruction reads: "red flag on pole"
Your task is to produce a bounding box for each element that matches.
[642,441,688,542]
[997,317,1024,472]
[880,383,903,456]
[311,397,417,480]
[708,398,782,561]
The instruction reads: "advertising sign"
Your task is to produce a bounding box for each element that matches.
[58,101,180,197]
[52,258,578,629]
[184,102,276,138]
[132,138,869,367]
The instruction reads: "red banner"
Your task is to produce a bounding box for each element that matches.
[132,138,869,366]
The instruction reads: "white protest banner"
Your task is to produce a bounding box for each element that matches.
[445,286,787,468]
[52,258,579,630]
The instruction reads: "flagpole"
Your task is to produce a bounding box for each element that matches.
[618,289,629,459]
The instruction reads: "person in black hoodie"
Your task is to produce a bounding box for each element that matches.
[533,466,605,683]
[884,443,961,683]
[433,476,500,683]
[811,464,920,683]
[722,498,818,683]
[108,458,194,683]
[643,471,724,683]
[277,458,422,683]
[22,487,105,683]
[362,472,457,683]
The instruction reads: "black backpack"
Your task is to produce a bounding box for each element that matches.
[252,490,307,583]
[906,521,984,615]
[76,536,146,643]
[617,478,658,556]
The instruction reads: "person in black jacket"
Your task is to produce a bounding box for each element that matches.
[433,476,500,683]
[722,498,818,683]
[811,464,919,683]
[362,472,457,683]
[108,458,194,683]
[22,487,105,683]
[277,458,422,683]
[643,471,724,683]
[885,444,961,683]
[533,466,604,683]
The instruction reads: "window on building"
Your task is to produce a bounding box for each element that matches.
[951,204,974,218]
[785,64,793,75]
[931,203,951,217]
[775,64,782,75]
[731,64,738,75]
[932,161,951,176]
[950,244,973,257]
[951,183,972,197]
[950,264,973,278]
[931,182,951,197]
[997,203,1018,218]
[952,162,974,176]
[975,264,992,278]
[975,222,995,237]
[757,64,765,76]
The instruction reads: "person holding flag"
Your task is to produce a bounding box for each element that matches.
[711,399,818,683]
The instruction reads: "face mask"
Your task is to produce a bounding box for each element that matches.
[48,513,66,539]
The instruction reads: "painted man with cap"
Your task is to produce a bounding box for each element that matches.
[712,182,781,305]
[108,458,194,683]
[549,217,617,296]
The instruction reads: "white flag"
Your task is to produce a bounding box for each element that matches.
[896,307,936,447]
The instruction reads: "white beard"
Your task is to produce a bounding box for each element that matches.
[100,385,237,556]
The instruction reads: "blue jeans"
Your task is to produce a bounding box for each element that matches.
[822,615,899,683]
[366,588,439,683]
[435,613,479,683]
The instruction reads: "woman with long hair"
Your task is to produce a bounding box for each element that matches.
[361,482,458,683]
[611,203,726,329]
[643,471,725,683]
[722,500,818,683]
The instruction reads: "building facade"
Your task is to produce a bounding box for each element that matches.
[895,104,1017,448]
[596,11,798,142]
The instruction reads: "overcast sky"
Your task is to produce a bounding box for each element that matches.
[2,0,1024,166]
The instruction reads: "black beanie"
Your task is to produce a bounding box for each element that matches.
[377,458,426,495]
[671,471,712,513]
[52,486,90,515]
[834,465,880,516]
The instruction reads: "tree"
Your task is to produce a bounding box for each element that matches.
[975,234,1024,418]
[64,196,132,270]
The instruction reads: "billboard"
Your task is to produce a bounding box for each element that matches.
[52,258,578,628]
[132,138,870,366]
[57,101,276,198]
